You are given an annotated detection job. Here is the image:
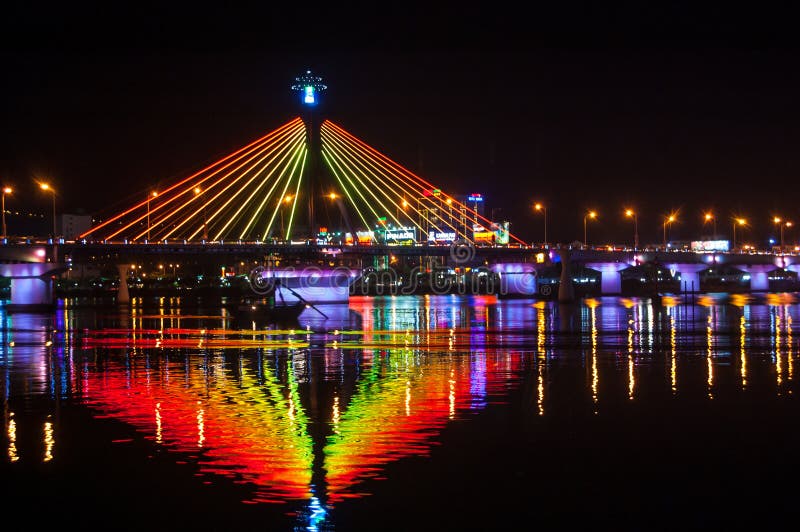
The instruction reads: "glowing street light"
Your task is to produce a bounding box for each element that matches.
[773,216,792,250]
[625,209,638,250]
[280,194,294,237]
[534,202,547,247]
[1,186,12,240]
[703,212,717,239]
[584,210,597,248]
[732,217,747,251]
[663,213,676,249]
[39,182,56,238]
[194,187,207,240]
[147,191,158,241]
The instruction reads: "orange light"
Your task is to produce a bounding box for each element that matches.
[668,215,676,223]
[588,211,597,219]
[2,187,11,194]
[736,218,747,226]
[329,193,337,200]
[625,209,634,217]
[773,216,782,224]
[39,183,51,191]
[151,191,158,198]
[284,195,293,203]
[534,203,543,211]
[704,212,713,221]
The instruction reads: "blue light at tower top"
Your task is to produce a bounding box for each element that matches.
[292,69,327,106]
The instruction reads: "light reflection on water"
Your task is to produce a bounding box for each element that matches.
[1,293,799,528]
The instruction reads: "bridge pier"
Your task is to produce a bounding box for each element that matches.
[116,264,131,304]
[584,262,630,295]
[1,260,65,311]
[666,263,707,293]
[489,263,537,297]
[558,249,574,302]
[739,265,773,292]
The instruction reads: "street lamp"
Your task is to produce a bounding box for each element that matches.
[2,186,11,240]
[704,212,716,239]
[732,217,747,252]
[773,217,792,251]
[147,191,158,241]
[39,183,56,238]
[625,208,638,250]
[194,187,207,240]
[662,214,676,250]
[534,202,547,247]
[583,210,597,248]
[281,194,293,238]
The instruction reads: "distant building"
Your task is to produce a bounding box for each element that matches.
[59,214,92,240]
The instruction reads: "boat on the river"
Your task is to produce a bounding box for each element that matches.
[235,297,307,322]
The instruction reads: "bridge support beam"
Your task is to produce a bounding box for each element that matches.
[584,262,631,295]
[489,263,537,297]
[9,277,54,307]
[739,265,773,292]
[116,264,131,304]
[558,249,574,302]
[666,263,707,293]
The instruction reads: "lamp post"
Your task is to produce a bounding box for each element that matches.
[2,186,11,240]
[281,194,293,238]
[583,211,597,248]
[662,214,676,250]
[39,183,56,238]
[704,212,716,239]
[147,191,157,241]
[625,209,638,250]
[534,203,547,247]
[733,217,747,252]
[194,187,207,240]
[773,216,789,250]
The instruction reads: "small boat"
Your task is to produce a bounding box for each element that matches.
[236,298,307,322]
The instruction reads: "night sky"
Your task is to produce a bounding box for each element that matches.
[2,3,800,245]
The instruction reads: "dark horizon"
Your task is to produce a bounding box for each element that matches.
[3,4,800,245]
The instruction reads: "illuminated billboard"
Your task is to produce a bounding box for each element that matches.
[428,231,456,243]
[691,240,730,252]
[385,226,416,245]
[356,231,375,245]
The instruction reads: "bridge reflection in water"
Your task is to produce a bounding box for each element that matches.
[1,293,798,528]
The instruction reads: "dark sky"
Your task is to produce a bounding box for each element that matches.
[2,2,800,245]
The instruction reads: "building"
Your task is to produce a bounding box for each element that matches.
[59,213,92,240]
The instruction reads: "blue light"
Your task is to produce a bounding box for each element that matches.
[304,86,315,104]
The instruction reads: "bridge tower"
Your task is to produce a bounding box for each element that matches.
[291,70,327,238]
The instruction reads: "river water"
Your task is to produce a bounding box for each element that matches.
[1,293,799,530]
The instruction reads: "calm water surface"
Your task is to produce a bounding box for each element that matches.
[2,293,799,530]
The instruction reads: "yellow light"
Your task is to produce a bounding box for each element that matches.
[534,203,543,211]
[194,187,201,195]
[329,193,337,200]
[774,216,782,224]
[2,187,11,194]
[625,209,634,217]
[737,218,747,226]
[284,195,293,203]
[151,191,158,198]
[588,211,597,219]
[446,198,452,205]
[704,213,713,221]
[39,183,50,191]
[787,222,794,228]
[158,264,163,269]
[402,200,408,207]
[668,215,676,223]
